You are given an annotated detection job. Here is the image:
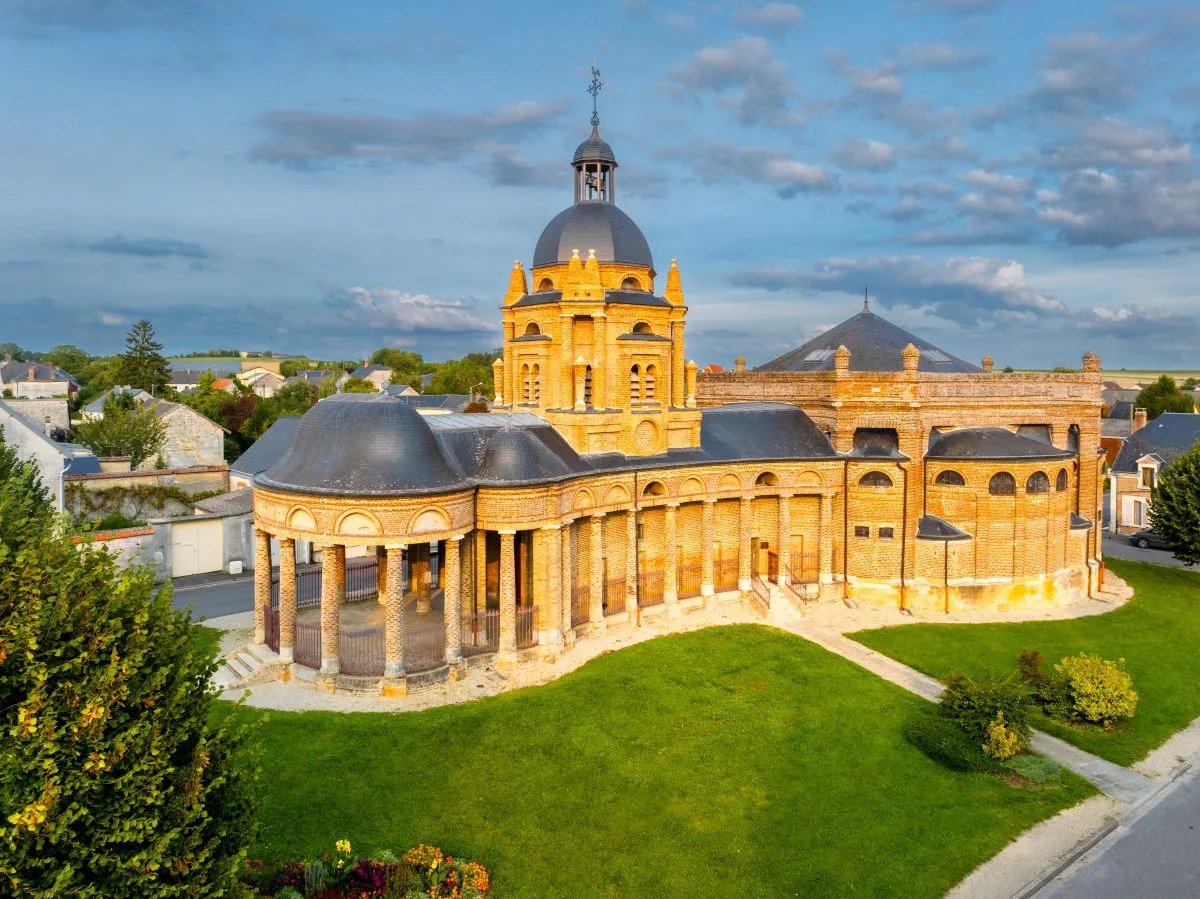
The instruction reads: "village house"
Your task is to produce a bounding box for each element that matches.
[0,358,79,399]
[1108,411,1200,535]
[349,364,392,391]
[84,387,227,469]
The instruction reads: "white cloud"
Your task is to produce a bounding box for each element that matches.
[733,3,804,30]
[666,36,800,126]
[963,169,1032,192]
[830,139,895,171]
[99,312,125,326]
[330,287,494,333]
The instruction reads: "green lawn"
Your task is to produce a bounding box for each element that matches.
[232,625,1091,898]
[851,560,1200,767]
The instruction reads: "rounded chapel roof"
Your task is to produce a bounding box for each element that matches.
[573,127,617,165]
[256,393,464,496]
[532,202,653,269]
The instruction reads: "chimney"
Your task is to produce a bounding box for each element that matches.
[1133,407,1147,433]
[2,353,10,364]
[981,355,994,373]
[27,364,36,380]
[48,363,57,379]
[734,356,746,373]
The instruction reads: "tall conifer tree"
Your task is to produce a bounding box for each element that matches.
[117,320,171,395]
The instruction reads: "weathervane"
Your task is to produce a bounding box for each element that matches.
[587,66,604,128]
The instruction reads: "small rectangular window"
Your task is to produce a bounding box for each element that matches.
[1141,468,1155,488]
[854,525,870,538]
[879,527,895,540]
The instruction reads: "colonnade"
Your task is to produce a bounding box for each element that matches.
[251,487,838,686]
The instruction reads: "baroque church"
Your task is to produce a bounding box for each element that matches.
[249,101,1105,694]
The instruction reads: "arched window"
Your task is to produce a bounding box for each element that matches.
[632,321,653,334]
[644,364,657,402]
[755,471,780,487]
[531,364,541,404]
[537,277,554,292]
[642,480,667,497]
[935,470,965,487]
[1056,468,1069,492]
[859,471,893,488]
[523,321,541,336]
[622,276,643,291]
[520,363,531,404]
[630,364,642,403]
[1026,471,1050,494]
[989,472,1016,495]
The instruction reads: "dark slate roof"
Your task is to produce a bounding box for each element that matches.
[231,415,301,477]
[258,395,466,496]
[397,394,480,412]
[1107,400,1134,421]
[1101,418,1132,439]
[617,332,672,342]
[254,400,837,497]
[289,370,338,384]
[573,126,617,165]
[603,289,671,308]
[351,365,390,378]
[193,487,254,517]
[926,427,1074,461]
[1110,413,1200,474]
[0,361,79,385]
[1070,514,1093,531]
[83,386,151,416]
[512,290,563,308]
[917,515,972,541]
[533,202,653,269]
[167,369,210,385]
[755,311,980,374]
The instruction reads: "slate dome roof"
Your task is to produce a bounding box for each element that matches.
[925,427,1074,461]
[256,393,465,496]
[533,202,653,269]
[474,424,577,483]
[573,126,617,164]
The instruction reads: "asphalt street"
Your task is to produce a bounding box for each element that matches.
[1042,767,1200,898]
[1102,534,1194,569]
[171,573,253,620]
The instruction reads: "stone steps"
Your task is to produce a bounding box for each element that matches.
[212,643,281,691]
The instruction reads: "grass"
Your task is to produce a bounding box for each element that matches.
[851,559,1200,767]
[191,623,222,663]
[230,625,1091,898]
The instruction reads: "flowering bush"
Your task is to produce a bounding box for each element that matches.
[982,712,1022,760]
[1056,654,1139,726]
[248,841,490,898]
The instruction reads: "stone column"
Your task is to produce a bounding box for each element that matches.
[574,358,587,410]
[685,359,698,408]
[415,544,432,614]
[560,521,575,644]
[589,513,605,628]
[593,314,606,409]
[819,492,835,586]
[625,510,639,616]
[739,496,753,592]
[777,494,792,586]
[492,357,504,406]
[376,545,387,605]
[475,529,488,614]
[664,503,679,615]
[279,537,296,663]
[384,546,406,680]
[541,525,563,648]
[498,531,517,661]
[560,313,574,409]
[319,545,341,678]
[701,499,715,599]
[444,536,463,670]
[333,544,346,603]
[253,528,271,644]
[672,320,685,408]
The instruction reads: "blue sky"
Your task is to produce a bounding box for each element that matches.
[1,0,1198,370]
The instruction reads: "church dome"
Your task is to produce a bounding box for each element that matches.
[257,393,464,496]
[573,127,617,165]
[533,202,654,269]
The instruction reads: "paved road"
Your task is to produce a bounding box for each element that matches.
[170,573,253,620]
[1041,767,1200,898]
[1102,534,1194,569]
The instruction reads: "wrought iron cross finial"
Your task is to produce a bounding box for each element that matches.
[587,66,604,128]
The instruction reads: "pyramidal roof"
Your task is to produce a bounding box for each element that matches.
[755,310,980,374]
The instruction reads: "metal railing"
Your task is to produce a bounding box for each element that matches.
[677,563,702,599]
[603,578,627,615]
[517,606,539,649]
[404,624,444,673]
[787,551,820,585]
[264,606,279,652]
[749,576,771,616]
[339,628,385,677]
[461,609,500,656]
[715,558,740,593]
[571,584,590,626]
[272,557,384,609]
[295,621,321,669]
[638,570,664,607]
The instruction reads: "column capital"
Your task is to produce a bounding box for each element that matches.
[665,501,681,509]
[497,529,517,536]
[449,533,466,542]
[590,511,605,520]
[540,523,562,531]
[255,526,271,539]
[385,543,408,551]
[704,497,717,506]
[779,492,794,499]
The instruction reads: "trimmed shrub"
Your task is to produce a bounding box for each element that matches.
[1056,654,1139,725]
[1016,649,1045,685]
[902,715,1001,773]
[1002,755,1063,785]
[982,712,1022,760]
[939,671,1032,746]
[1016,649,1074,720]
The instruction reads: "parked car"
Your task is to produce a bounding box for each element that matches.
[1129,529,1170,550]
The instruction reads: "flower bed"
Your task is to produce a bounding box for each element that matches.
[244,841,489,899]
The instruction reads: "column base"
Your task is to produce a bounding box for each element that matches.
[445,655,466,680]
[379,676,408,697]
[700,584,715,597]
[416,596,432,614]
[279,646,294,664]
[314,675,337,694]
[253,629,266,645]
[819,573,834,585]
[664,592,680,618]
[589,617,607,635]
[563,627,577,647]
[319,658,339,676]
[495,650,519,671]
[738,578,752,592]
[384,660,406,679]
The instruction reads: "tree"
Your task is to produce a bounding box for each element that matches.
[429,356,494,397]
[341,376,376,393]
[240,380,317,442]
[74,394,167,468]
[1135,374,1195,420]
[1150,443,1200,566]
[43,345,90,378]
[0,342,31,362]
[1183,377,1198,391]
[116,320,170,396]
[0,434,258,895]
[317,376,339,398]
